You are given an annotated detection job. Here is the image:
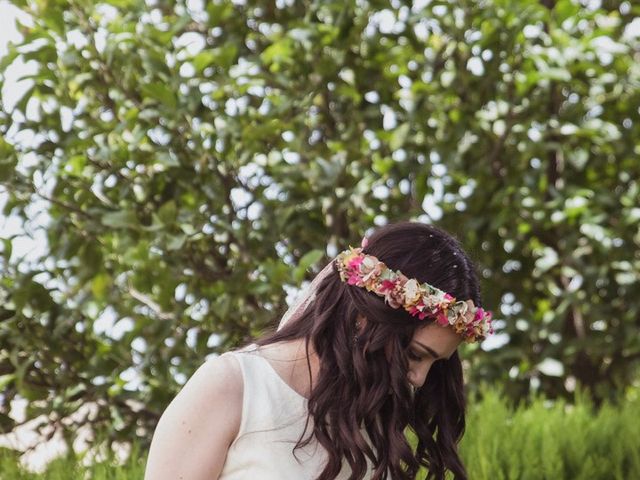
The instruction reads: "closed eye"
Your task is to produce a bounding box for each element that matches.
[411,341,450,361]
[407,350,427,362]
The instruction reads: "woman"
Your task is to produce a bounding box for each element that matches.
[144,221,493,480]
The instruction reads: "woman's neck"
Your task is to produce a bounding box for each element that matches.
[259,338,321,399]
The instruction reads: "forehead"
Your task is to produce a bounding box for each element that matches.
[411,322,462,357]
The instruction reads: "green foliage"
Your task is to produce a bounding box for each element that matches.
[2,391,639,479]
[0,442,146,479]
[0,0,638,456]
[454,387,640,480]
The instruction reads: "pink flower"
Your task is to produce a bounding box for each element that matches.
[383,280,406,309]
[379,279,396,293]
[436,310,449,326]
[408,305,427,319]
[348,256,364,270]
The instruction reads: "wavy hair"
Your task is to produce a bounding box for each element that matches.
[253,221,483,480]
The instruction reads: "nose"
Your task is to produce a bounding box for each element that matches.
[407,363,431,389]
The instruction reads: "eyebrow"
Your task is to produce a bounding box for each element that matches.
[411,340,452,360]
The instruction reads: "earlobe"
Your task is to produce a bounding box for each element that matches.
[355,314,368,333]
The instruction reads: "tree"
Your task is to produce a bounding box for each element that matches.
[0,0,638,452]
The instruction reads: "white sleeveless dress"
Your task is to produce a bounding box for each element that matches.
[217,344,375,480]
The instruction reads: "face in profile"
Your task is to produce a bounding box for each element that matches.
[356,314,463,389]
[405,322,462,388]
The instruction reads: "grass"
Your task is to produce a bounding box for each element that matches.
[0,441,146,479]
[2,389,639,479]
[456,387,640,480]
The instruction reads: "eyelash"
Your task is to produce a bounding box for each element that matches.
[408,350,425,362]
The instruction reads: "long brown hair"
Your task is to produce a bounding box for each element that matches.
[253,221,483,479]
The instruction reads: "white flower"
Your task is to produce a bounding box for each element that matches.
[361,256,377,272]
[403,279,421,303]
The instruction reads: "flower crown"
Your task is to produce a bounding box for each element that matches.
[334,241,493,343]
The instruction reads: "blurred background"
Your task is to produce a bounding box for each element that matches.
[0,0,638,478]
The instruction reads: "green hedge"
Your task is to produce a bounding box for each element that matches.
[456,388,640,480]
[2,390,639,479]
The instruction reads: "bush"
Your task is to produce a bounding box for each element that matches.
[456,388,640,480]
[0,442,146,480]
[3,389,638,479]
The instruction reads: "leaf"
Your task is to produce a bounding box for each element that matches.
[390,123,411,150]
[373,156,394,176]
[101,210,139,229]
[167,234,186,250]
[19,383,49,402]
[214,294,231,320]
[0,412,16,433]
[0,44,20,71]
[91,273,111,300]
[141,82,177,109]
[0,374,15,391]
[207,3,235,24]
[194,45,238,72]
[0,308,16,322]
[67,155,86,177]
[155,151,181,168]
[147,15,191,44]
[192,51,217,73]
[26,280,54,311]
[65,383,88,401]
[104,0,136,7]
[158,200,177,225]
[41,8,64,36]
[1,238,12,262]
[293,249,324,283]
[261,37,295,67]
[553,0,582,24]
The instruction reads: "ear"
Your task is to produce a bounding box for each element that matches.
[356,313,368,333]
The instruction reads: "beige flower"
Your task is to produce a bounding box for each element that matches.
[361,259,383,285]
[360,256,378,273]
[403,279,421,304]
[384,282,406,309]
[454,321,467,335]
[423,294,441,310]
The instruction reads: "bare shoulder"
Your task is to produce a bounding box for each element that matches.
[168,353,244,416]
[144,353,244,480]
[196,352,244,400]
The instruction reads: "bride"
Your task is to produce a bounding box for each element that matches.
[144,220,492,480]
